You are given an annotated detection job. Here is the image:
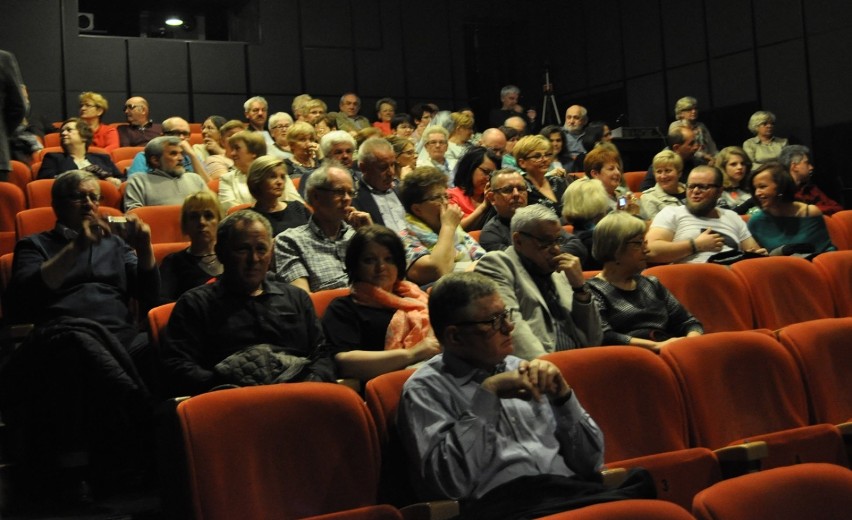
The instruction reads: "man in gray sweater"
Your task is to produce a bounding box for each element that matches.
[124,135,208,210]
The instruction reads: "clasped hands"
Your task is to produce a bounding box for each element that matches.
[482,359,571,403]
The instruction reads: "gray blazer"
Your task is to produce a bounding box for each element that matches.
[474,246,602,359]
[0,50,26,173]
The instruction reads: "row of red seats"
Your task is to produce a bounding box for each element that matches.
[174,318,852,518]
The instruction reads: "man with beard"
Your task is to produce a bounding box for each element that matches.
[646,165,765,263]
[123,135,208,210]
[475,205,602,359]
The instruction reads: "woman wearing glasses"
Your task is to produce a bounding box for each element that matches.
[78,91,119,151]
[398,165,485,286]
[322,225,440,380]
[38,118,122,185]
[448,146,500,231]
[588,211,703,351]
[514,134,569,215]
[387,135,417,179]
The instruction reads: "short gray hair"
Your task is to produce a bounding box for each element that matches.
[562,178,610,223]
[145,135,181,166]
[52,170,99,211]
[510,204,559,235]
[429,272,499,341]
[778,144,810,170]
[358,137,393,164]
[268,112,293,130]
[500,85,520,99]
[592,211,646,264]
[320,130,357,157]
[305,161,347,203]
[747,110,776,134]
[215,210,273,262]
[243,96,268,112]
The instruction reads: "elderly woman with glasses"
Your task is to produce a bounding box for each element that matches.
[267,112,294,160]
[284,121,320,179]
[587,211,703,352]
[514,134,569,215]
[38,118,123,185]
[742,110,788,169]
[78,91,119,151]
[398,165,485,286]
[448,146,501,231]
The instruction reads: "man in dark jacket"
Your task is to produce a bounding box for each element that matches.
[161,210,336,396]
[0,49,27,181]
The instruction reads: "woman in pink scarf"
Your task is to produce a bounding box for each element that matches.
[321,225,440,380]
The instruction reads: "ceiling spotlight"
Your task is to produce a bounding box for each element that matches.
[165,16,183,26]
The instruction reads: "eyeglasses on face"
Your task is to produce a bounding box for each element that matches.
[491,184,528,196]
[686,183,720,193]
[525,152,554,161]
[426,140,447,146]
[270,124,291,131]
[316,187,356,199]
[518,230,564,250]
[124,104,142,110]
[421,193,449,203]
[164,130,191,137]
[454,308,516,334]
[68,192,102,204]
[80,103,98,109]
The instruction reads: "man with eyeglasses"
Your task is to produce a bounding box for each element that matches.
[126,117,206,178]
[475,205,602,359]
[274,162,372,292]
[646,165,766,263]
[352,137,406,232]
[479,169,588,263]
[124,135,208,210]
[398,272,652,519]
[5,170,159,500]
[118,96,162,147]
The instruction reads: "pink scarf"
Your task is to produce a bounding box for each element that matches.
[351,281,434,350]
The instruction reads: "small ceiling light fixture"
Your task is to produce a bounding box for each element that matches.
[165,16,184,26]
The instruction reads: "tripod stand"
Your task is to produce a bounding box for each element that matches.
[540,68,561,126]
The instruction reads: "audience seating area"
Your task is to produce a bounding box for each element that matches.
[170,317,851,519]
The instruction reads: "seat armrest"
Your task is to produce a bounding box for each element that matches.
[714,441,768,478]
[601,467,628,488]
[401,500,459,520]
[337,378,362,393]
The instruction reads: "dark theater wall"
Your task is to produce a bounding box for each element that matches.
[1,0,850,204]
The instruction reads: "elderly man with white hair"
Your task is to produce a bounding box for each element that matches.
[475,204,602,359]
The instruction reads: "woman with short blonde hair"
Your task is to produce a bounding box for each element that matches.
[78,91,119,150]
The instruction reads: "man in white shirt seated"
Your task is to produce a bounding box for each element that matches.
[646,165,766,263]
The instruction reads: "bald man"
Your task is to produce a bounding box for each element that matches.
[118,96,163,146]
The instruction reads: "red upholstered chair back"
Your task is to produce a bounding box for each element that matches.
[692,463,852,520]
[25,178,54,208]
[147,302,176,350]
[661,331,847,468]
[777,317,852,425]
[662,331,809,447]
[364,369,417,507]
[110,146,144,163]
[127,204,185,243]
[536,499,695,519]
[0,183,26,255]
[309,287,351,319]
[178,383,381,520]
[9,160,33,193]
[644,263,755,332]
[731,256,834,330]
[813,251,852,317]
[825,211,852,250]
[542,347,690,463]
